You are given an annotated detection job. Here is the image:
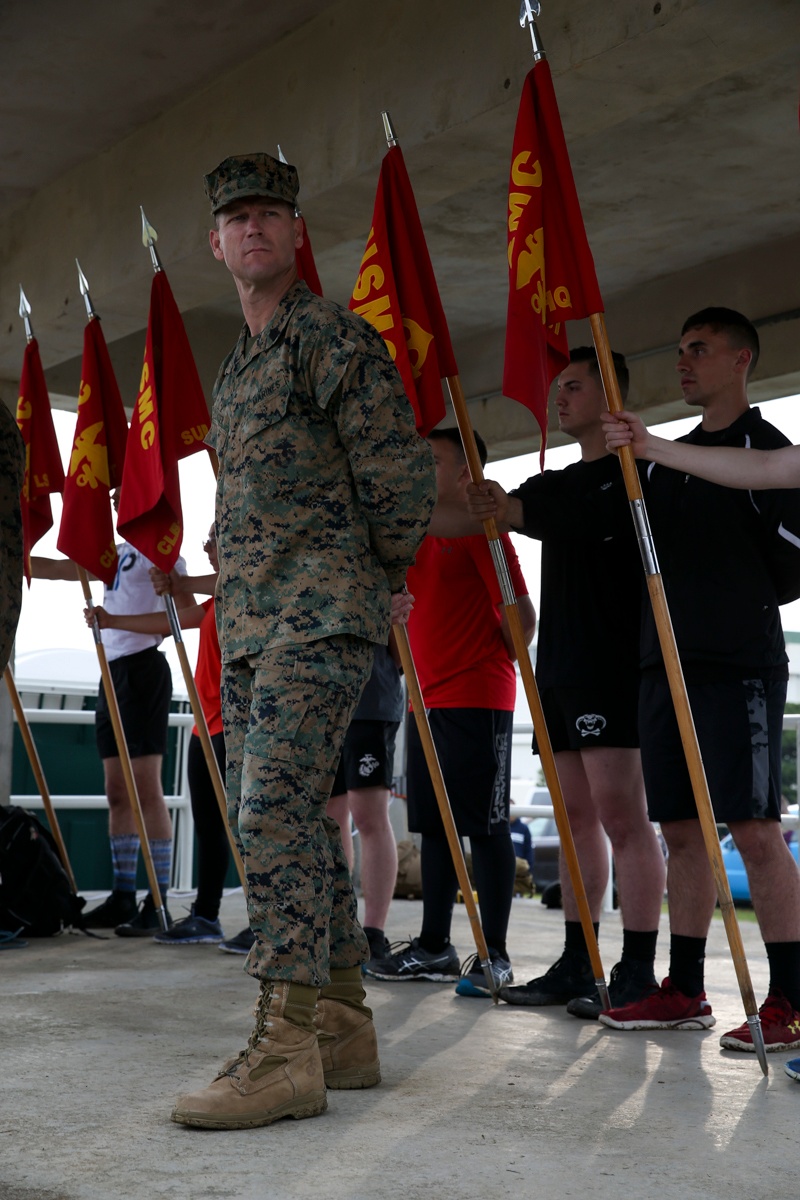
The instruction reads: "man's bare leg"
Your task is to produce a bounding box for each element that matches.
[348,787,397,935]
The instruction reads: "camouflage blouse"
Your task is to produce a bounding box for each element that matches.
[207,281,436,661]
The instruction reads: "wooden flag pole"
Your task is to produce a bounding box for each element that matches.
[393,624,498,1000]
[445,373,610,1009]
[162,594,247,890]
[589,310,768,1074]
[4,665,78,894]
[79,568,169,931]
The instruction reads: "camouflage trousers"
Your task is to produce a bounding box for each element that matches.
[221,634,374,986]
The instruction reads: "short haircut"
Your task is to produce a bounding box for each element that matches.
[428,426,488,468]
[680,307,760,375]
[568,345,630,402]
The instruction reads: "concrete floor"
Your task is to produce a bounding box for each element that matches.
[0,891,795,1200]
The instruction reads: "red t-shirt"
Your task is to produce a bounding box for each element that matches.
[405,534,528,710]
[192,599,223,737]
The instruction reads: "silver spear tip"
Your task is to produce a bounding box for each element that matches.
[277,144,288,163]
[140,206,158,248]
[381,111,398,148]
[519,0,546,59]
[18,285,31,319]
[519,0,542,26]
[76,259,97,319]
[76,258,90,295]
[140,206,163,273]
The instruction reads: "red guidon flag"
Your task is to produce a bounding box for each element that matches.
[504,60,604,463]
[16,338,65,581]
[57,319,128,585]
[350,144,456,436]
[117,271,210,573]
[296,217,323,297]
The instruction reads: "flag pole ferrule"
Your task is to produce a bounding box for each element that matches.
[747,1014,769,1076]
[18,285,34,342]
[630,498,659,576]
[140,206,163,274]
[487,537,517,606]
[76,259,97,320]
[519,0,546,60]
[381,111,398,149]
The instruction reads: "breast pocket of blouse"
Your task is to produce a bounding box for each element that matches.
[238,376,292,446]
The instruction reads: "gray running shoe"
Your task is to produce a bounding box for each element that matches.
[455,949,513,998]
[364,937,459,982]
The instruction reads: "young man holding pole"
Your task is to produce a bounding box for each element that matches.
[31,530,194,934]
[170,153,435,1130]
[599,308,800,1052]
[466,348,665,1016]
[367,427,536,996]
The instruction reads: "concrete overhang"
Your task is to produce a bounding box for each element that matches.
[1,0,798,459]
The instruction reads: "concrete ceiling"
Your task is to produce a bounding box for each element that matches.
[1,0,799,459]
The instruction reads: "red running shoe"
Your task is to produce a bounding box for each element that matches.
[719,991,800,1052]
[599,976,715,1031]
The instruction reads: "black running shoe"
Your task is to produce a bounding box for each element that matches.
[499,949,594,1006]
[115,893,172,938]
[83,889,138,929]
[566,959,658,1020]
[218,926,255,955]
[364,937,459,982]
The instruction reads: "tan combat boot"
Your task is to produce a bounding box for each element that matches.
[317,967,381,1089]
[171,980,326,1129]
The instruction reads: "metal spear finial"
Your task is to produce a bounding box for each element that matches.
[519,0,546,60]
[76,259,97,320]
[18,285,33,341]
[140,206,163,273]
[381,111,398,149]
[277,145,302,217]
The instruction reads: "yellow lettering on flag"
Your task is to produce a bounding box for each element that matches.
[157,523,181,557]
[511,152,542,189]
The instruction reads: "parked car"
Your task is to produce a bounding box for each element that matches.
[524,815,560,895]
[720,828,799,903]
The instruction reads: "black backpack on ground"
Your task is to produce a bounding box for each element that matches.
[0,805,87,936]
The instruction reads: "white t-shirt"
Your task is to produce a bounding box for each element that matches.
[102,542,187,662]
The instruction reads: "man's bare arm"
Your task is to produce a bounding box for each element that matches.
[465,481,525,532]
[29,556,84,582]
[603,410,800,490]
[499,593,536,661]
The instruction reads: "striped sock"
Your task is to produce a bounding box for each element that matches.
[110,834,140,893]
[149,838,172,895]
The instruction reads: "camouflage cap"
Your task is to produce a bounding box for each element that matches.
[203,153,299,214]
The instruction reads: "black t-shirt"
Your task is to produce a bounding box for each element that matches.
[511,454,641,690]
[640,407,800,682]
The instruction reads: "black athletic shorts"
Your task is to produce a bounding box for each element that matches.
[331,719,400,794]
[533,682,640,754]
[638,671,785,824]
[95,646,172,760]
[406,707,513,838]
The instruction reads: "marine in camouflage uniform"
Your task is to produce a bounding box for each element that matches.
[204,155,436,990]
[0,401,25,671]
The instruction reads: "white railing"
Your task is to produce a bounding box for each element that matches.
[11,706,197,891]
